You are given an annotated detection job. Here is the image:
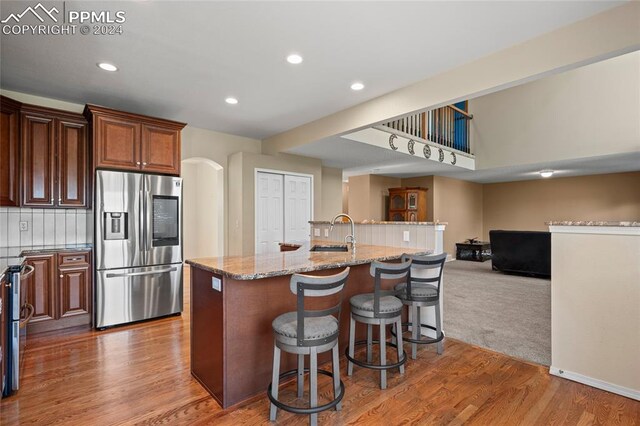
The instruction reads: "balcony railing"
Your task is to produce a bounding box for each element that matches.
[381,103,473,154]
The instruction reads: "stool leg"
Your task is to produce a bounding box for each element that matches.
[269,344,281,421]
[379,322,387,390]
[366,324,373,363]
[416,305,422,341]
[348,314,355,376]
[297,354,305,398]
[435,302,443,355]
[310,347,318,426]
[395,317,404,375]
[412,305,419,360]
[332,343,342,411]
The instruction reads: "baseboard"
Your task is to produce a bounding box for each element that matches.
[549,366,640,401]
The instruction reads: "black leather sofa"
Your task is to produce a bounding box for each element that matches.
[489,230,551,278]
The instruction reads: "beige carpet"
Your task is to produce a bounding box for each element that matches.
[442,260,551,366]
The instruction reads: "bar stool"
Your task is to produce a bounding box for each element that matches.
[268,267,350,426]
[392,253,447,359]
[345,258,411,389]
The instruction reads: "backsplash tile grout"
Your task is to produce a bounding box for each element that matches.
[0,207,93,248]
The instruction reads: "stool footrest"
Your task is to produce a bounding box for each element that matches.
[345,339,407,370]
[267,368,345,415]
[390,322,445,344]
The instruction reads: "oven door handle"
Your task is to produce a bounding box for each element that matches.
[105,267,177,278]
[19,303,35,328]
[20,264,35,281]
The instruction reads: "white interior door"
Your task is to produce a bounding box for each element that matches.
[256,172,284,254]
[284,175,311,244]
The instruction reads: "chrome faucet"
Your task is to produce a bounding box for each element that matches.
[330,213,356,250]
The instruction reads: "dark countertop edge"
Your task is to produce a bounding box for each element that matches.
[309,221,447,225]
[546,221,640,227]
[18,244,93,256]
[186,250,431,281]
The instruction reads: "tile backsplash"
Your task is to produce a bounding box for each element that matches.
[0,207,93,247]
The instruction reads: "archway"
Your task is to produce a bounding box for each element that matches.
[181,157,224,259]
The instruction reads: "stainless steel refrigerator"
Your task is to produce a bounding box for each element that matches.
[95,170,183,329]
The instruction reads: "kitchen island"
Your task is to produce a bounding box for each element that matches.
[186,242,431,408]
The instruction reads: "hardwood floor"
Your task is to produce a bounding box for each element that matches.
[2,267,638,425]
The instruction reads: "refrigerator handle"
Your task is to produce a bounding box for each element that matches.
[105,267,177,278]
[146,189,152,252]
[140,189,146,253]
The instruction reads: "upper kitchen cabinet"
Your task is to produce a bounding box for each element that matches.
[0,96,22,207]
[21,104,89,208]
[84,105,186,176]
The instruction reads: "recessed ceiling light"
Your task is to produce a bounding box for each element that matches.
[350,82,365,91]
[97,62,118,72]
[540,170,554,178]
[225,97,238,105]
[286,54,303,64]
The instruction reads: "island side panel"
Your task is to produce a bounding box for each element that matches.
[190,266,225,406]
[223,263,377,407]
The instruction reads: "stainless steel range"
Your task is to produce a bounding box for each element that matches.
[94,170,183,329]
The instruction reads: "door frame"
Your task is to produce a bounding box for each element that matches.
[254,168,314,254]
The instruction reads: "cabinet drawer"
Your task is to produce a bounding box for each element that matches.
[58,251,90,267]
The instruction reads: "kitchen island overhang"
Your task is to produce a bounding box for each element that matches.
[186,242,432,408]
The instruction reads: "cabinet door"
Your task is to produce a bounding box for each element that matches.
[390,192,406,210]
[58,265,91,318]
[94,115,141,171]
[0,97,21,207]
[407,192,418,210]
[57,119,88,207]
[141,124,180,175]
[22,114,56,207]
[390,211,406,222]
[24,254,57,323]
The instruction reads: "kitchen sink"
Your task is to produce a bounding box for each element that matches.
[309,244,349,252]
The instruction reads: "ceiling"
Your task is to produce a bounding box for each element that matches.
[0,1,623,139]
[289,136,640,183]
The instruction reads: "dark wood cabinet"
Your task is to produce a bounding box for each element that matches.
[93,113,141,171]
[57,118,89,207]
[85,104,185,176]
[24,250,92,333]
[58,265,91,318]
[141,124,181,174]
[0,96,21,207]
[388,187,428,222]
[19,103,89,209]
[23,254,57,323]
[21,111,56,207]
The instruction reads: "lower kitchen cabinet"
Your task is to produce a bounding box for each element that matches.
[23,254,56,323]
[59,263,91,318]
[23,250,92,333]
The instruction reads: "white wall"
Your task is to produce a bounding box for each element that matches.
[182,159,223,259]
[470,51,640,169]
[550,227,640,399]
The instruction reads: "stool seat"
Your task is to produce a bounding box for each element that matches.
[273,312,338,342]
[394,282,438,300]
[350,293,403,317]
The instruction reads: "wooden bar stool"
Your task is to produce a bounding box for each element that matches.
[268,267,349,426]
[392,253,447,359]
[345,258,411,389]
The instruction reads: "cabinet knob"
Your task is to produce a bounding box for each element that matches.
[59,275,63,278]
[136,161,141,166]
[143,162,147,167]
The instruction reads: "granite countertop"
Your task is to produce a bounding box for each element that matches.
[310,220,447,225]
[186,241,430,280]
[546,221,640,227]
